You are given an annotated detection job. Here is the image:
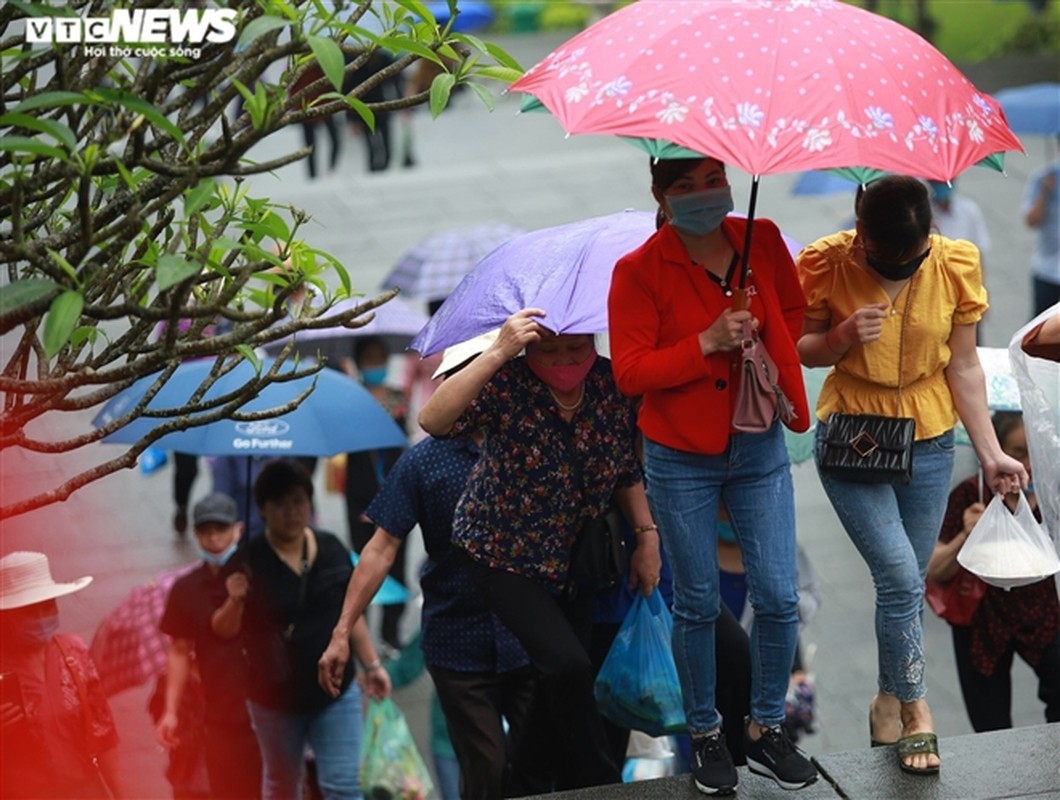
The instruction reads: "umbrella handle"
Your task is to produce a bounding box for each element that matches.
[731,288,751,311]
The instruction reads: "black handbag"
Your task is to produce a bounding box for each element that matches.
[818,275,917,484]
[567,426,627,594]
[569,507,626,593]
[819,412,915,483]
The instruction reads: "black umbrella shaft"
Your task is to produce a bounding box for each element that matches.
[738,175,760,291]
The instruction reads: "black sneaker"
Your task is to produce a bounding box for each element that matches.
[691,732,737,795]
[744,720,818,790]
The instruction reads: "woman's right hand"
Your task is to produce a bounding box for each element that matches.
[495,308,546,358]
[1,700,25,730]
[156,711,179,749]
[962,501,986,533]
[842,303,889,345]
[700,308,753,354]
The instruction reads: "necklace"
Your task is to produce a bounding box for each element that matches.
[548,384,584,412]
[695,252,740,297]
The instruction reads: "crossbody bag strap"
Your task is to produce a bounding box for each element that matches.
[284,533,311,641]
[52,637,116,799]
[895,274,916,417]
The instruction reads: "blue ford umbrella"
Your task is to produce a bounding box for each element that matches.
[93,357,408,456]
[993,82,1060,136]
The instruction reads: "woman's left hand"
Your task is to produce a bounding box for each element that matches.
[629,531,662,596]
[983,454,1028,497]
[361,664,392,701]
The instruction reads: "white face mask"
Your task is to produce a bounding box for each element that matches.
[20,614,60,646]
[196,541,238,568]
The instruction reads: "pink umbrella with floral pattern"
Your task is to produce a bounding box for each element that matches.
[510,0,1022,180]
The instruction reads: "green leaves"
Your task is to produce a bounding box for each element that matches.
[43,291,84,358]
[0,278,61,319]
[307,35,346,92]
[156,255,201,292]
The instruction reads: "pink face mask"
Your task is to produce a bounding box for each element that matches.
[526,350,597,393]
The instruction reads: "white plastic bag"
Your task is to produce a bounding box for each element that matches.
[957,492,1060,589]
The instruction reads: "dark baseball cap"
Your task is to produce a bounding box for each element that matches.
[192,493,239,527]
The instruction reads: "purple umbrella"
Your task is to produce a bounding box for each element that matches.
[410,210,801,357]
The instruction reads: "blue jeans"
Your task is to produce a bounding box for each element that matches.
[815,424,956,702]
[247,682,364,800]
[644,424,799,733]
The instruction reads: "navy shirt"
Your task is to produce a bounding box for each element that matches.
[160,564,253,725]
[365,436,529,674]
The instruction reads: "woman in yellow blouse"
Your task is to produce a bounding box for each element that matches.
[796,176,1026,776]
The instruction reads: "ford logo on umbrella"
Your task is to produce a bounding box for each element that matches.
[235,420,291,436]
[233,419,293,451]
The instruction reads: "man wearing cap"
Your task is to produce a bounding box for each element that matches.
[157,493,262,799]
[0,550,126,798]
[319,332,536,800]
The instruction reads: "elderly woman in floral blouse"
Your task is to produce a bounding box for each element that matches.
[419,308,661,794]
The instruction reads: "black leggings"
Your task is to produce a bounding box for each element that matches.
[952,624,1060,732]
[460,554,621,794]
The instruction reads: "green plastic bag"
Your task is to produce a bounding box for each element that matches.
[360,697,434,800]
[594,588,686,736]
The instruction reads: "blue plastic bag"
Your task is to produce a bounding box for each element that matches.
[594,588,685,736]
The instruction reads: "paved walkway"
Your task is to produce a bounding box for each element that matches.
[1,31,1055,799]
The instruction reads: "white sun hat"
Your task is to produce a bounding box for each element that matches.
[0,551,93,610]
[432,329,501,380]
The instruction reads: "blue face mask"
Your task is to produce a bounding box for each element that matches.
[361,367,388,387]
[196,541,238,568]
[20,614,60,646]
[666,186,734,236]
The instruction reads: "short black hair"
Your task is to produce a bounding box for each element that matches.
[253,459,314,510]
[649,156,724,193]
[992,410,1024,446]
[855,176,932,262]
[353,335,389,367]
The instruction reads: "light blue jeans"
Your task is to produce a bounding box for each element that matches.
[247,681,364,800]
[815,424,956,702]
[644,423,799,733]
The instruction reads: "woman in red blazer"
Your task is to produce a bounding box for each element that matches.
[608,156,814,796]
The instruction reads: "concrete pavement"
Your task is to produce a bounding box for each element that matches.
[1,30,1056,799]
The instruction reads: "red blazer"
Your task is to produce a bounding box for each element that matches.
[608,217,809,454]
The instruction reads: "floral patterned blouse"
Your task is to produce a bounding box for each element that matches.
[450,356,642,594]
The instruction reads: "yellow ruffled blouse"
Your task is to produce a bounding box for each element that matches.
[798,231,988,440]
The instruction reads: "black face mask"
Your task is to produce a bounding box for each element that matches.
[866,248,931,281]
